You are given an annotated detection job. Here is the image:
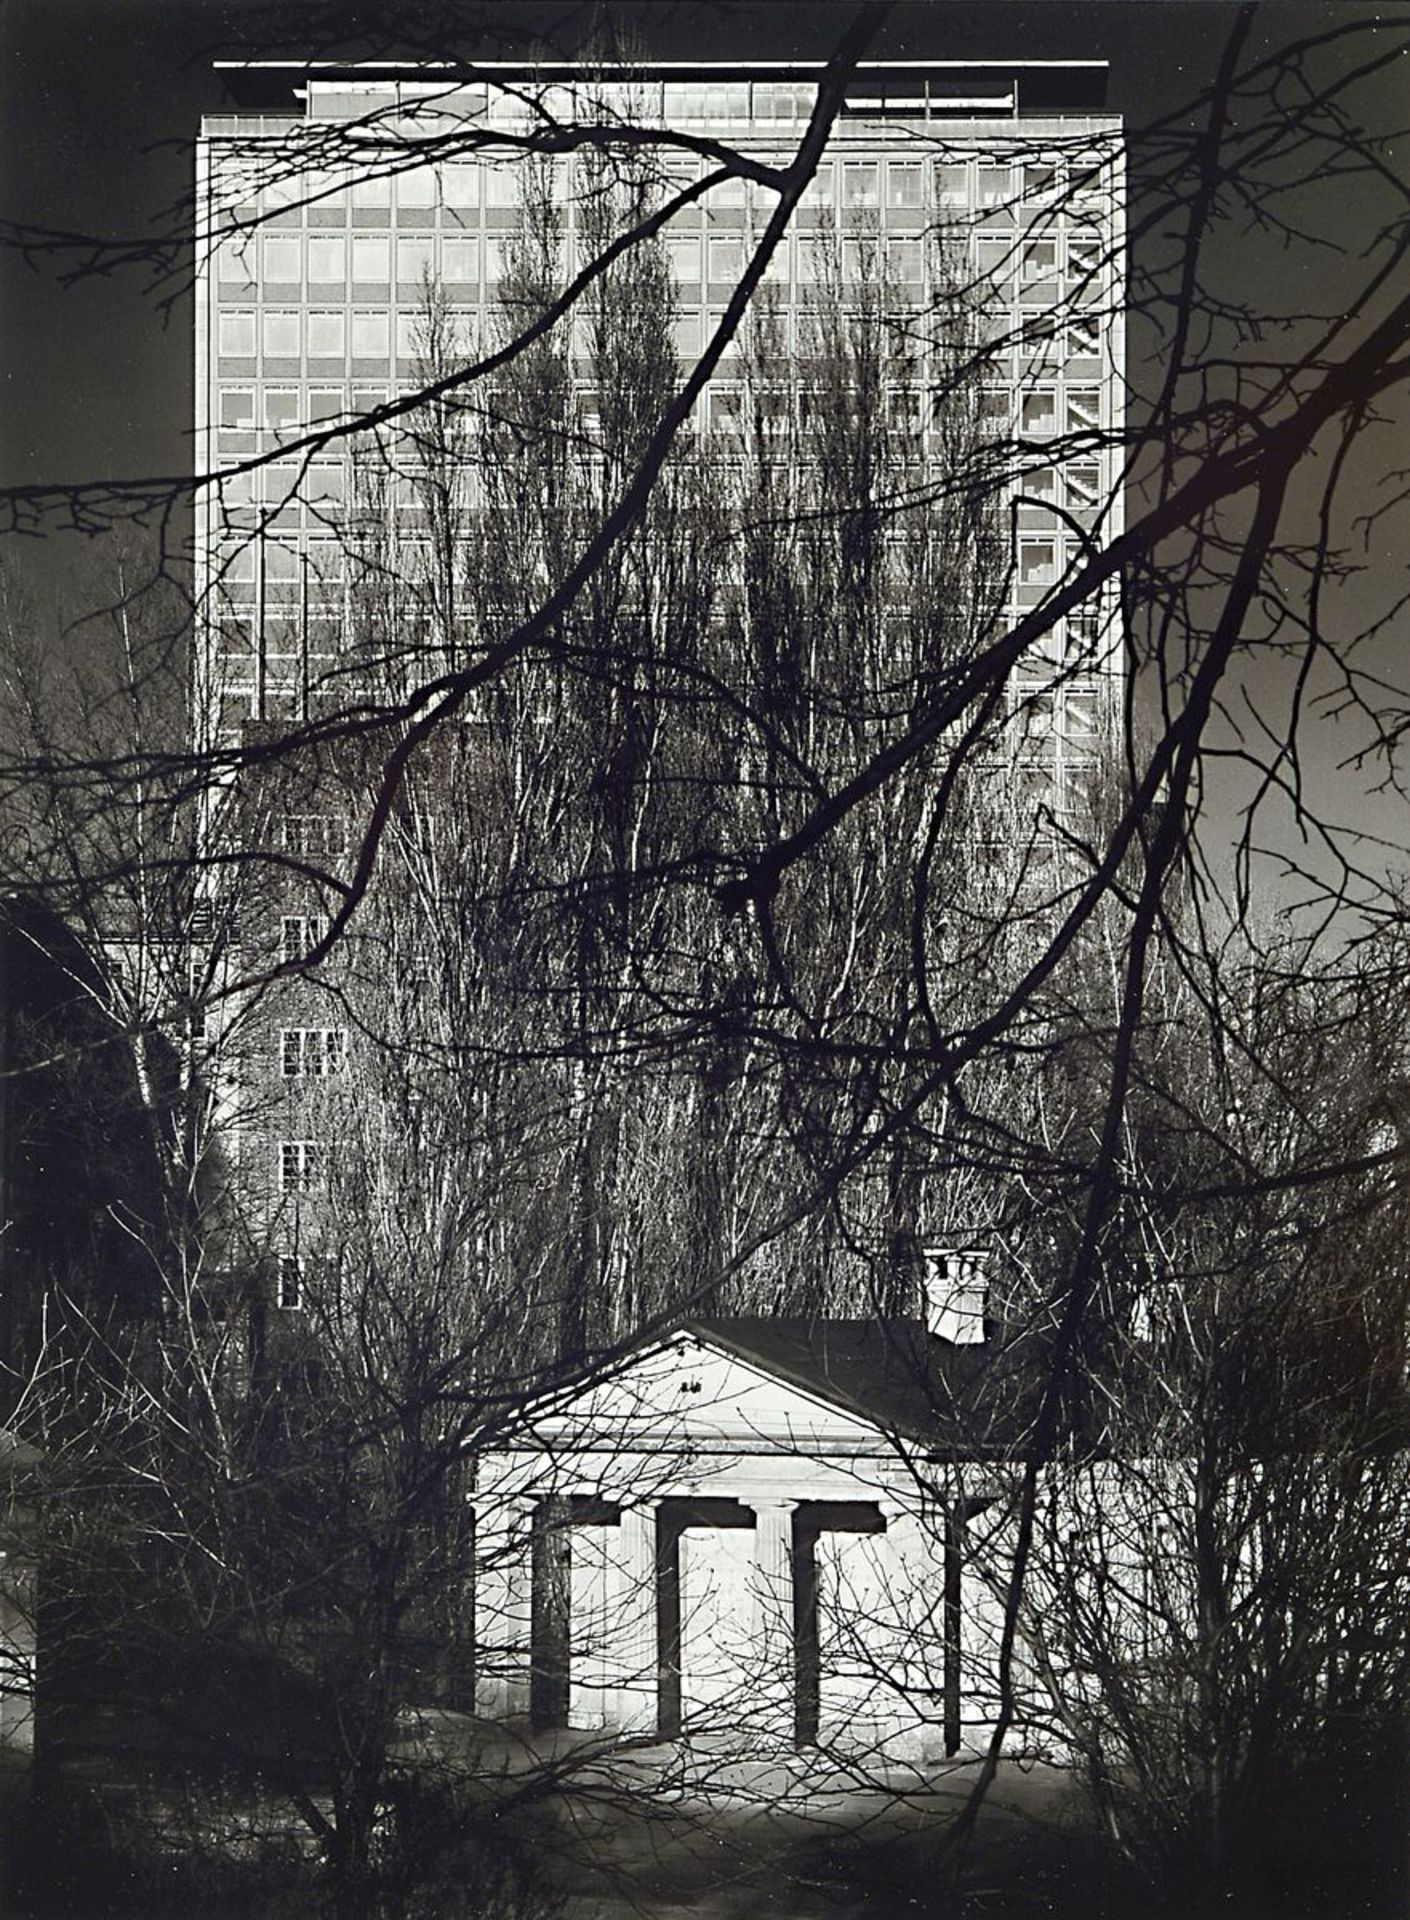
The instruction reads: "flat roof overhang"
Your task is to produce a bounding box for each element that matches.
[213,59,1110,114]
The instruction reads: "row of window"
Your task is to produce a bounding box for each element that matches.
[217,223,1108,304]
[218,307,430,361]
[211,365,1108,454]
[213,149,1114,223]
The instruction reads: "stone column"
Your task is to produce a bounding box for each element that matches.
[878,1497,930,1763]
[615,1502,658,1733]
[473,1495,534,1721]
[750,1499,797,1745]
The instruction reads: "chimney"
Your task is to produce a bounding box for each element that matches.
[922,1248,987,1344]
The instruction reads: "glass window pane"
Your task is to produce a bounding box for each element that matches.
[218,386,254,427]
[308,310,345,357]
[218,310,255,356]
[352,234,391,280]
[308,235,346,281]
[262,310,300,356]
[263,234,301,281]
[351,310,390,356]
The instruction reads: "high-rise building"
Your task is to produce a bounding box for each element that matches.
[192,61,1125,1320]
[196,59,1123,754]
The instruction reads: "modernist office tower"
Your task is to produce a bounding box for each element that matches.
[193,62,1125,1324]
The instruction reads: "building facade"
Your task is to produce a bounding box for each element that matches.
[192,60,1126,1309]
[195,58,1124,746]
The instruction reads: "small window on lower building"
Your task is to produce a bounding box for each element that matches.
[281,914,327,965]
[277,1254,304,1310]
[279,1139,325,1194]
[281,1027,347,1077]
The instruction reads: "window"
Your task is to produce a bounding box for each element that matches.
[1066,387,1101,433]
[1067,232,1102,281]
[708,235,744,284]
[1066,313,1101,360]
[712,169,746,208]
[281,1027,347,1077]
[976,160,1012,207]
[1064,689,1098,741]
[484,236,513,288]
[263,389,302,435]
[264,540,298,583]
[306,461,345,505]
[442,236,477,282]
[218,242,255,286]
[277,1254,304,1310]
[281,913,327,964]
[484,164,517,208]
[352,233,391,281]
[1066,462,1101,510]
[351,310,390,358]
[278,1140,325,1194]
[708,388,742,437]
[218,465,253,507]
[351,171,391,208]
[263,233,301,282]
[263,310,300,358]
[888,238,923,286]
[888,388,922,433]
[755,387,790,435]
[307,310,346,358]
[277,813,346,857]
[395,312,421,360]
[975,233,1014,294]
[1018,536,1059,586]
[219,387,255,428]
[1020,389,1057,434]
[443,163,478,210]
[307,235,346,281]
[888,161,923,208]
[397,235,434,282]
[218,310,256,357]
[260,171,304,217]
[842,161,878,209]
[1018,311,1060,361]
[667,235,700,285]
[934,161,968,205]
[1021,236,1057,278]
[1068,602,1104,653]
[307,386,345,423]
[978,386,1011,432]
[396,164,437,209]
[802,160,834,207]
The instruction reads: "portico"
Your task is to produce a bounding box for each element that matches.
[470,1318,1029,1758]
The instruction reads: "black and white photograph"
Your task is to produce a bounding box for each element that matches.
[1,3,1407,1914]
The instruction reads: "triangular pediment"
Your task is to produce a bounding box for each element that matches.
[526,1330,896,1457]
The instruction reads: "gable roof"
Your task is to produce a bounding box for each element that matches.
[682,1316,1041,1457]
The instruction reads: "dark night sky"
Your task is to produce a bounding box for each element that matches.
[2,1,1407,913]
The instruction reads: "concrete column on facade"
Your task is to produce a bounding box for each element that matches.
[749,1499,797,1743]
[614,1501,658,1733]
[472,1494,535,1721]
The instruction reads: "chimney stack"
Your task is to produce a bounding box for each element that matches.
[922,1248,987,1344]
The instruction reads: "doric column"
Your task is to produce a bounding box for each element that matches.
[615,1502,658,1733]
[750,1499,797,1744]
[878,1497,931,1762]
[472,1494,535,1721]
